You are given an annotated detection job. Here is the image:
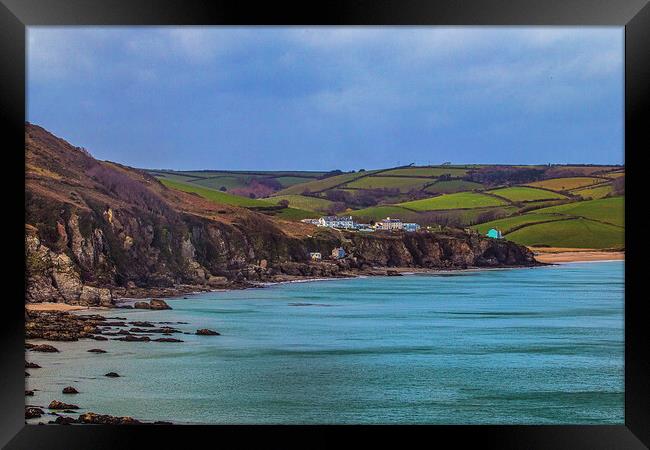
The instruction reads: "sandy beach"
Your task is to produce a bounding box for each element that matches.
[25,302,92,312]
[530,247,625,264]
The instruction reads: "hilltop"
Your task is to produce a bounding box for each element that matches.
[146,162,624,249]
[25,124,536,306]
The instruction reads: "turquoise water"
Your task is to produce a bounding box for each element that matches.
[26,261,624,424]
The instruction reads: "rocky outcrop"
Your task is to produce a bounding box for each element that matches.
[196,328,220,336]
[25,407,44,419]
[77,412,141,425]
[25,123,538,306]
[48,400,79,410]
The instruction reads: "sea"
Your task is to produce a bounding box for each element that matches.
[26,261,624,424]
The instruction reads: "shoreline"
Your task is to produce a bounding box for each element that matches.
[529,248,624,264]
[25,259,620,425]
[27,263,550,312]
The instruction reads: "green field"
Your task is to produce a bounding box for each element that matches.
[276,171,374,195]
[345,176,432,192]
[381,167,469,177]
[424,180,483,194]
[266,194,334,212]
[150,169,326,192]
[533,197,624,227]
[571,184,613,200]
[472,213,566,235]
[398,192,508,211]
[273,207,319,220]
[505,218,624,248]
[160,178,274,207]
[526,177,606,192]
[487,186,567,202]
[160,179,316,220]
[349,206,419,221]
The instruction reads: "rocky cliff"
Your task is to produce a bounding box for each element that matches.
[25,123,537,306]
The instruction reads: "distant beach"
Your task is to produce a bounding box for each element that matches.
[530,247,624,264]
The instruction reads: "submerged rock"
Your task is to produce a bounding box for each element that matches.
[104,372,120,377]
[196,328,220,336]
[48,400,79,410]
[130,321,155,327]
[88,348,107,353]
[30,344,59,353]
[154,337,183,343]
[62,386,79,394]
[114,335,150,342]
[77,412,141,425]
[150,299,172,310]
[25,407,44,419]
[52,416,76,425]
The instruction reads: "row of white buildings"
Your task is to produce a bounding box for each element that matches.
[301,216,421,233]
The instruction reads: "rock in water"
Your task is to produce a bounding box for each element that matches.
[25,390,34,396]
[25,407,44,419]
[154,337,183,342]
[53,416,77,425]
[150,299,172,310]
[104,372,120,377]
[77,412,141,425]
[88,348,107,353]
[62,386,78,394]
[196,328,220,336]
[30,344,59,353]
[48,400,79,410]
[25,361,41,368]
[133,301,151,309]
[114,335,150,342]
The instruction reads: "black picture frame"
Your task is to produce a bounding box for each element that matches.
[2,1,648,448]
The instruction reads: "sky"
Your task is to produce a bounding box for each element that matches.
[27,27,624,171]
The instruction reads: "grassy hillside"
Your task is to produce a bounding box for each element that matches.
[505,219,623,249]
[160,178,317,220]
[471,197,624,249]
[160,178,274,207]
[266,194,334,212]
[398,192,508,211]
[532,197,624,227]
[526,177,606,191]
[571,184,613,200]
[381,166,470,177]
[424,180,483,194]
[149,169,328,193]
[150,164,624,249]
[349,205,418,221]
[345,176,432,192]
[276,171,374,195]
[487,186,567,202]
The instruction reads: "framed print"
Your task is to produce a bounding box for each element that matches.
[1,0,648,448]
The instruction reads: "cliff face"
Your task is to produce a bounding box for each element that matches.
[25,124,537,305]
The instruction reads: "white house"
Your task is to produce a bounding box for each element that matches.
[318,216,355,229]
[309,252,322,260]
[375,217,403,231]
[403,223,421,232]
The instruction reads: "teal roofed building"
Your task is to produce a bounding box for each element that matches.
[486,228,502,239]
